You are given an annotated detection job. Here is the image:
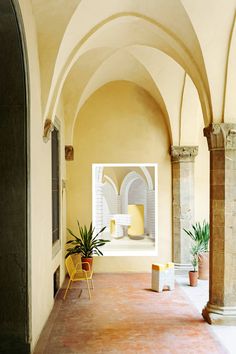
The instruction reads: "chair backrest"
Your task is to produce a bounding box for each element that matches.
[71,253,82,268]
[65,256,75,278]
[65,254,82,278]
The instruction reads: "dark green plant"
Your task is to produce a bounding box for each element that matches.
[184,220,210,252]
[66,221,110,258]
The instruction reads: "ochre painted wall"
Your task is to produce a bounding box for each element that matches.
[66,81,172,272]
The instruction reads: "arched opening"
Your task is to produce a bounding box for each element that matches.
[0,1,30,353]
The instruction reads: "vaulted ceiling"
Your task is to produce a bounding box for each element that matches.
[31,0,236,145]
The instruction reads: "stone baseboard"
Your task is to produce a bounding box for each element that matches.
[174,263,192,275]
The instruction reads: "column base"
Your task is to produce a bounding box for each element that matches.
[202,302,236,325]
[174,263,192,275]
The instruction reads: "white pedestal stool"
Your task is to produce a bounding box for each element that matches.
[151,262,175,292]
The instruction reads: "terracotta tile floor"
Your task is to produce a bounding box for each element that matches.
[34,273,228,354]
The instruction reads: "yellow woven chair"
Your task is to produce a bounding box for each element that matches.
[63,254,94,300]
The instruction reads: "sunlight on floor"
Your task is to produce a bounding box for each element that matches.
[177,275,236,354]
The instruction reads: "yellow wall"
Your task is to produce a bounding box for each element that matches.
[66,81,172,272]
[17,1,55,350]
[18,2,68,348]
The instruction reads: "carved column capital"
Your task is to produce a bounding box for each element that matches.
[170,146,198,163]
[204,123,236,151]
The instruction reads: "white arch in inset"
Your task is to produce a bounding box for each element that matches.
[140,166,153,191]
[104,174,118,195]
[120,171,147,214]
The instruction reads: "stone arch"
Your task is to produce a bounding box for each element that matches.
[69,49,172,145]
[43,7,212,131]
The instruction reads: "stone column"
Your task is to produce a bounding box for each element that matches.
[170,146,198,264]
[202,123,236,324]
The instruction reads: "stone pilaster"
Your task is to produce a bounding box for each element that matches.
[203,123,236,324]
[170,146,198,264]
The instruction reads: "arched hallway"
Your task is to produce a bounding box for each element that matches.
[2,1,236,353]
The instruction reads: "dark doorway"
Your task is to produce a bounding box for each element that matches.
[0,1,30,353]
[52,127,60,245]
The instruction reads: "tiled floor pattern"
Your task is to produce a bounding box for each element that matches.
[34,273,228,354]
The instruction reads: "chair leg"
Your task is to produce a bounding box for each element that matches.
[86,277,92,299]
[63,278,72,300]
[90,279,94,289]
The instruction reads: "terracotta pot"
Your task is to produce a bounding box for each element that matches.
[198,252,209,280]
[81,257,93,271]
[189,271,198,287]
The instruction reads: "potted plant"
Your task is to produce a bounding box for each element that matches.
[184,221,210,280]
[189,243,204,286]
[65,221,110,270]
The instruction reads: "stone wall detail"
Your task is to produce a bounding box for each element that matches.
[170,146,198,264]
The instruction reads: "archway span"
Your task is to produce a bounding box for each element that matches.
[70,48,172,145]
[44,11,211,129]
[63,44,195,146]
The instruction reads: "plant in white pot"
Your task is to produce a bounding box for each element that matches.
[184,221,210,280]
[66,221,109,270]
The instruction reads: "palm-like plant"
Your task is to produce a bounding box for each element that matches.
[190,243,205,272]
[66,221,110,258]
[184,220,210,253]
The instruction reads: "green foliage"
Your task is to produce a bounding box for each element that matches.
[184,220,210,271]
[183,220,210,252]
[190,243,205,272]
[65,221,110,258]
